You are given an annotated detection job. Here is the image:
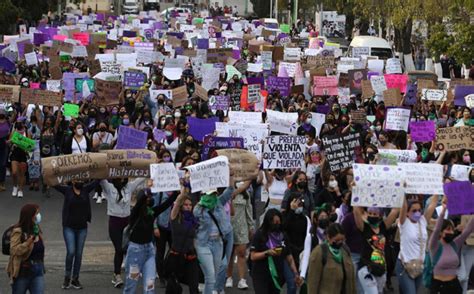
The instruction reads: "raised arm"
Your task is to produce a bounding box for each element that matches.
[399,197,408,225]
[454,217,474,248]
[153,192,178,216]
[170,189,187,221]
[353,206,365,232]
[384,208,400,228]
[218,186,235,205]
[429,204,446,252]
[424,195,439,223]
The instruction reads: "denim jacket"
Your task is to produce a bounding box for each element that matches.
[193,187,234,247]
[153,191,173,229]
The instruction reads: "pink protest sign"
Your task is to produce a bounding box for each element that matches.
[72,33,90,46]
[409,120,436,142]
[313,76,338,96]
[384,74,408,93]
[53,35,68,42]
[29,82,40,89]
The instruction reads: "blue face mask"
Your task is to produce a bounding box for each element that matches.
[34,213,42,224]
[295,207,304,214]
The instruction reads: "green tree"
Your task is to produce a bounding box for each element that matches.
[0,0,19,35]
[425,24,453,62]
[448,23,474,65]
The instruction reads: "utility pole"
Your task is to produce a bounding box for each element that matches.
[270,0,273,18]
[275,0,278,21]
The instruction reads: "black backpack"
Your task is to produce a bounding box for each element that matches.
[2,225,15,255]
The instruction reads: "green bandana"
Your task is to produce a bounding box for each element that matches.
[199,194,218,210]
[147,207,154,217]
[268,256,282,291]
[33,224,39,236]
[327,243,343,264]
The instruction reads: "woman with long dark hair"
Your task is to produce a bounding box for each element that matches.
[7,203,45,293]
[281,171,315,217]
[250,208,303,294]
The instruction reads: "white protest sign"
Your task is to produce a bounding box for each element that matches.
[215,122,269,160]
[150,163,181,192]
[202,67,220,90]
[368,59,384,73]
[284,47,301,61]
[228,111,262,124]
[247,63,263,73]
[71,45,88,57]
[25,52,38,66]
[352,164,405,208]
[399,163,444,195]
[352,47,369,58]
[247,83,261,104]
[378,149,417,163]
[310,112,326,137]
[421,89,447,102]
[150,89,172,100]
[279,62,297,77]
[266,109,298,135]
[137,51,164,64]
[370,75,388,95]
[186,156,229,193]
[386,58,402,74]
[466,94,474,108]
[450,164,472,181]
[163,67,183,80]
[46,80,62,92]
[261,51,273,70]
[100,61,121,75]
[262,135,306,169]
[385,108,410,131]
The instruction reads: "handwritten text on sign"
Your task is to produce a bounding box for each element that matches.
[436,126,474,152]
[399,163,444,195]
[150,163,181,192]
[186,156,230,193]
[322,132,361,172]
[262,135,306,169]
[352,164,405,208]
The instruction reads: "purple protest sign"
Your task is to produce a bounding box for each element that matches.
[232,49,240,60]
[266,76,291,97]
[316,105,330,114]
[123,30,137,38]
[454,85,474,106]
[187,117,219,142]
[409,120,436,142]
[197,39,209,49]
[33,33,47,46]
[116,126,148,149]
[404,84,417,106]
[202,135,245,160]
[0,57,16,72]
[247,77,264,87]
[367,71,380,80]
[209,95,230,111]
[124,71,146,89]
[96,13,105,21]
[444,181,474,215]
[153,128,166,142]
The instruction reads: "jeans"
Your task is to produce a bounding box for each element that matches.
[283,259,297,294]
[123,242,156,294]
[358,265,387,294]
[395,258,422,294]
[12,262,45,294]
[0,138,8,183]
[351,253,363,294]
[63,226,87,279]
[459,245,474,293]
[195,236,223,294]
[215,231,234,291]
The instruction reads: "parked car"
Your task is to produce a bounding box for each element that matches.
[122,0,139,14]
[348,36,394,59]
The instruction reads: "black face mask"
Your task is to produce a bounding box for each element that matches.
[318,219,329,229]
[366,153,376,162]
[443,233,455,243]
[329,214,338,223]
[270,223,281,232]
[331,242,343,250]
[297,181,307,189]
[367,216,381,226]
[73,182,84,190]
[99,127,107,132]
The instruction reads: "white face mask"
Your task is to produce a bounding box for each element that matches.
[328,180,338,189]
[174,112,181,118]
[305,118,312,124]
[76,128,84,136]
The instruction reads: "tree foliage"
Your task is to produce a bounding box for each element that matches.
[0,0,19,35]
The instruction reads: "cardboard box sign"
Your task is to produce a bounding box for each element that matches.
[101,150,158,179]
[216,149,259,181]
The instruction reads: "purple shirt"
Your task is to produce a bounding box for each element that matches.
[0,121,10,139]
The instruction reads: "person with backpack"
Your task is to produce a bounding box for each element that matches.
[396,195,438,294]
[428,197,474,293]
[6,203,45,294]
[307,223,356,294]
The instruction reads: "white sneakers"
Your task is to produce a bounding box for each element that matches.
[237,279,248,290]
[12,186,18,197]
[225,277,233,288]
[93,192,99,200]
[17,190,23,198]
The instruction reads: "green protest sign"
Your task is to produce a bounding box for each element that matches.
[60,55,70,62]
[64,103,79,117]
[75,79,95,93]
[280,24,290,34]
[194,18,204,24]
[11,132,35,152]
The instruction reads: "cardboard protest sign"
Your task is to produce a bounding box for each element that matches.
[436,126,474,152]
[383,88,402,106]
[124,71,146,89]
[409,120,436,142]
[399,163,443,195]
[266,76,291,97]
[361,80,375,99]
[95,79,122,106]
[216,149,259,181]
[262,135,306,169]
[11,131,35,152]
[20,89,63,107]
[187,116,219,141]
[313,76,338,96]
[215,122,269,160]
[385,108,410,131]
[266,109,298,135]
[115,126,148,150]
[322,132,361,172]
[103,149,157,179]
[186,156,230,193]
[202,135,244,160]
[421,89,447,102]
[63,103,79,117]
[350,110,367,124]
[352,164,405,208]
[0,85,20,102]
[193,83,208,101]
[150,163,181,193]
[41,153,108,186]
[444,181,474,215]
[417,79,437,94]
[306,56,335,68]
[348,69,368,94]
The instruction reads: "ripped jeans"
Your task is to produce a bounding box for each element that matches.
[123,242,156,294]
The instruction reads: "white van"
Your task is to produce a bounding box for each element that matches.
[348,36,394,59]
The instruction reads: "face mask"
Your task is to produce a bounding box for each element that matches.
[74,182,84,190]
[410,211,422,222]
[34,213,42,224]
[341,108,348,114]
[328,180,338,189]
[463,155,471,164]
[99,127,107,132]
[311,155,320,163]
[305,118,312,124]
[175,112,181,118]
[270,223,281,232]
[123,119,130,125]
[163,156,171,162]
[443,232,455,243]
[112,110,118,115]
[165,131,172,137]
[375,126,381,132]
[295,207,304,214]
[318,219,329,229]
[421,148,428,160]
[185,140,193,146]
[367,216,381,226]
[330,242,343,250]
[76,128,84,136]
[100,108,106,113]
[297,181,307,189]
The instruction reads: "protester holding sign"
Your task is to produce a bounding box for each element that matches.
[9,119,31,198]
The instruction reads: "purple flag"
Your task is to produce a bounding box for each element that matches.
[116,126,148,149]
[123,30,137,38]
[187,117,219,142]
[409,120,436,142]
[0,57,16,72]
[444,181,474,215]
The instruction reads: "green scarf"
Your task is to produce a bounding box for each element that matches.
[328,243,343,264]
[33,224,39,236]
[268,256,282,291]
[147,207,154,217]
[199,194,218,210]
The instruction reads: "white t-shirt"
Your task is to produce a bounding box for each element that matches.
[71,136,87,154]
[398,216,428,261]
[267,179,287,201]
